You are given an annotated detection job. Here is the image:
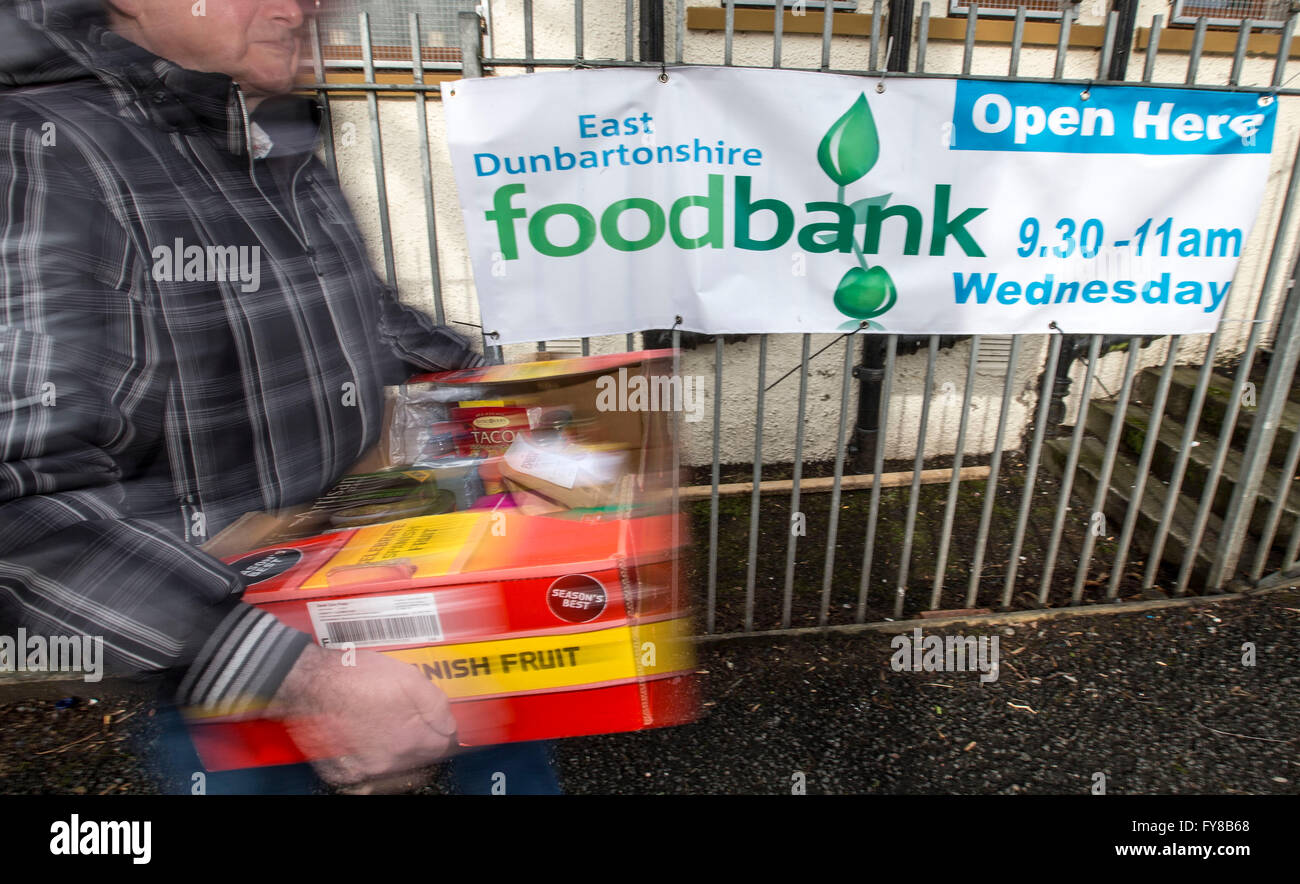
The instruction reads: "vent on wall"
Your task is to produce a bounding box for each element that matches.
[976,335,1015,375]
[536,339,585,356]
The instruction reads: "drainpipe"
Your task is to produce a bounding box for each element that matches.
[1034,0,1144,436]
[850,0,914,473]
[885,0,914,72]
[1107,0,1140,83]
[640,0,664,63]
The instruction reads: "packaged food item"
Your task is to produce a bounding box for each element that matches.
[420,456,487,511]
[451,406,542,457]
[328,488,456,529]
[273,468,444,540]
[500,433,631,511]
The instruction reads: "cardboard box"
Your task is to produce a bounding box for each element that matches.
[191,350,695,771]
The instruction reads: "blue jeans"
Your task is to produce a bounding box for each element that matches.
[146,703,562,795]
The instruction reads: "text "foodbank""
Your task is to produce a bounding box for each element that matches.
[485,175,988,260]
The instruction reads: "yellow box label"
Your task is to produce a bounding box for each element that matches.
[386,619,692,699]
[301,512,487,589]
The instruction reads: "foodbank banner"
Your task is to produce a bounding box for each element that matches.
[443,67,1275,343]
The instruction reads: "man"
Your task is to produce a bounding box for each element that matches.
[0,0,484,790]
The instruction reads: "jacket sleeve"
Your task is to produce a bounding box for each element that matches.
[374,281,487,382]
[0,109,311,716]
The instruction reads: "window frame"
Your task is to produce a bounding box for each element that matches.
[1170,0,1291,29]
[308,0,490,71]
[946,0,1070,21]
[727,1,861,10]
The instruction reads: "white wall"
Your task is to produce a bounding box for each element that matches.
[326,0,1300,467]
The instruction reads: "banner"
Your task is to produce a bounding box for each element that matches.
[443,67,1276,343]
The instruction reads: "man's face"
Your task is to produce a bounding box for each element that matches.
[114,0,315,97]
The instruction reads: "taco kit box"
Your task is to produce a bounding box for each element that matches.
[191,350,695,771]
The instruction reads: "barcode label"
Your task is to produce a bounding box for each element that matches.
[308,593,443,649]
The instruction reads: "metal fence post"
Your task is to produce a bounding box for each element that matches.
[1208,257,1300,589]
[457,11,498,362]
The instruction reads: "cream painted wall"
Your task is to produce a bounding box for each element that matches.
[326,0,1300,467]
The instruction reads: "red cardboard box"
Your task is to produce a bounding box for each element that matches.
[190,350,695,772]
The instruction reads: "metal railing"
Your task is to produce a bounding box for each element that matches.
[301,2,1300,635]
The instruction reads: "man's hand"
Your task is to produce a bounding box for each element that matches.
[268,644,458,788]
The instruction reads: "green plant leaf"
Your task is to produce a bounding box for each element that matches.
[850,193,893,225]
[833,265,897,320]
[818,94,880,186]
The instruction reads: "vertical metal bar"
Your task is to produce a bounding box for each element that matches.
[856,335,897,622]
[1286,507,1300,571]
[963,4,978,76]
[965,335,1022,608]
[1054,5,1072,81]
[1144,328,1223,589]
[1002,334,1064,608]
[743,335,768,631]
[1273,13,1298,87]
[1251,396,1300,579]
[1107,337,1181,599]
[1072,340,1141,604]
[725,0,735,66]
[822,335,858,626]
[458,11,483,79]
[409,15,445,327]
[575,0,584,61]
[1142,14,1162,84]
[1039,334,1103,603]
[895,337,939,617]
[773,0,784,68]
[670,328,682,615]
[932,336,981,610]
[581,337,590,357]
[524,0,535,73]
[706,337,723,633]
[916,3,930,73]
[821,0,834,71]
[870,0,883,71]
[1008,6,1025,77]
[1186,17,1206,84]
[457,13,489,361]
[782,334,812,628]
[1213,266,1300,588]
[308,18,338,180]
[360,13,397,288]
[1098,10,1117,80]
[676,0,685,64]
[1230,20,1253,86]
[626,0,636,61]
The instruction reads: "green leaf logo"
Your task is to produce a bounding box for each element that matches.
[833,265,896,320]
[817,94,880,187]
[850,193,892,225]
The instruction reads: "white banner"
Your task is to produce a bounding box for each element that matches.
[443,67,1276,344]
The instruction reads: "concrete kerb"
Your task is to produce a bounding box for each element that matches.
[4,580,1294,702]
[694,580,1300,644]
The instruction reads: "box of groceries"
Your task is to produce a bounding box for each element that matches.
[190,350,697,771]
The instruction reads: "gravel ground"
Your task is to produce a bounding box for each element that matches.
[1,588,1296,795]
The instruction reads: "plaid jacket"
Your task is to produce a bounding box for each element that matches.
[0,0,484,714]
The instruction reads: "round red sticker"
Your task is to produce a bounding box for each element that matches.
[546,574,607,623]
